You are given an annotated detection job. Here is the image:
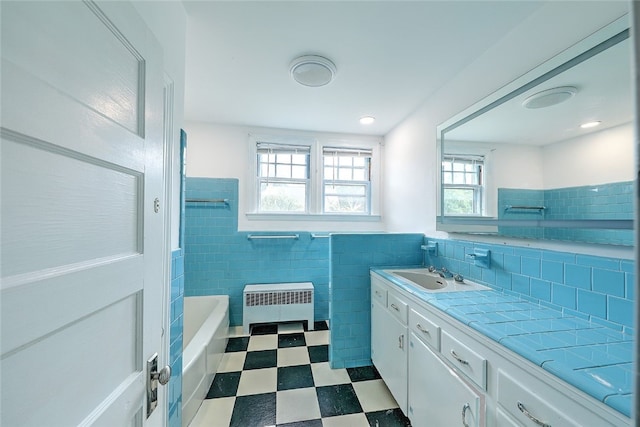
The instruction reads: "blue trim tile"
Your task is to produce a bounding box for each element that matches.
[592,268,625,297]
[541,260,563,283]
[576,290,607,319]
[607,296,634,328]
[576,254,620,270]
[552,284,576,310]
[564,264,591,290]
[530,278,551,302]
[521,257,541,278]
[511,274,530,295]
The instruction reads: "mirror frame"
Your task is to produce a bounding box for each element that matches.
[436,15,633,239]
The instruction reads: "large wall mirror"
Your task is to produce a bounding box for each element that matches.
[436,16,633,246]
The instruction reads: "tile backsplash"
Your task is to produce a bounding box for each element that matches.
[498,182,633,246]
[425,237,634,334]
[184,178,329,327]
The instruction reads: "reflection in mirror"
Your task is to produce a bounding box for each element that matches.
[437,16,633,246]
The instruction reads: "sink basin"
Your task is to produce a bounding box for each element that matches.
[383,268,491,293]
[391,271,447,290]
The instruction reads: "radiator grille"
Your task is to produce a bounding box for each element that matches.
[245,290,313,307]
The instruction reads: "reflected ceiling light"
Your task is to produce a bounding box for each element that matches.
[290,55,336,87]
[359,116,376,125]
[522,86,577,109]
[580,121,602,129]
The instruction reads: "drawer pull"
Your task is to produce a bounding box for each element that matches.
[517,401,551,427]
[390,303,400,311]
[398,334,404,349]
[450,350,469,366]
[416,324,430,335]
[461,403,470,427]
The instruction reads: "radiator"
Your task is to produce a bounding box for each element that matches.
[243,282,314,334]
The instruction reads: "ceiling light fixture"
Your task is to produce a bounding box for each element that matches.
[522,86,578,109]
[359,116,375,125]
[580,121,602,129]
[290,55,336,87]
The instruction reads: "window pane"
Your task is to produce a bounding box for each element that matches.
[353,168,365,181]
[338,167,352,180]
[443,188,475,215]
[324,184,368,213]
[324,157,334,166]
[452,172,465,184]
[292,165,306,179]
[291,154,307,165]
[276,153,291,164]
[259,182,306,212]
[338,156,352,167]
[276,164,292,178]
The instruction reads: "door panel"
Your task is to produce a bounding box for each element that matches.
[1,1,166,426]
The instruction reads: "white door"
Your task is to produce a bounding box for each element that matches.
[1,1,168,426]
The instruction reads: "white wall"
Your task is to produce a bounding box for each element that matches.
[542,122,634,188]
[132,1,187,250]
[384,1,630,235]
[184,121,386,232]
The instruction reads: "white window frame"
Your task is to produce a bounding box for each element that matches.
[322,147,372,215]
[247,133,381,221]
[256,142,311,213]
[442,154,485,216]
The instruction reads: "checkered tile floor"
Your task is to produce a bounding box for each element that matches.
[188,321,412,427]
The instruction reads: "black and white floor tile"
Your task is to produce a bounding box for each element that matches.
[189,321,412,427]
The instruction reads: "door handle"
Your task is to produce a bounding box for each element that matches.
[147,353,171,417]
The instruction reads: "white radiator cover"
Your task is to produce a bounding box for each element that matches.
[243,282,314,334]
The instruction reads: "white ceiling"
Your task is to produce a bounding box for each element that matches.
[182,1,545,136]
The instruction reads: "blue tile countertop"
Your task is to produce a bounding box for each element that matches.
[371,268,634,418]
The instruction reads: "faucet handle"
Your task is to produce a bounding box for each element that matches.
[453,274,464,283]
[427,266,436,273]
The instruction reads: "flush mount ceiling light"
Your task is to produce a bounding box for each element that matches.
[581,121,602,129]
[522,86,578,109]
[290,55,336,87]
[359,116,376,125]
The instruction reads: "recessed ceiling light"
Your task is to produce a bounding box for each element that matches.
[290,55,336,87]
[359,116,375,125]
[580,121,602,129]
[522,86,578,109]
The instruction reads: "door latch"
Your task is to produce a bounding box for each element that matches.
[146,353,171,418]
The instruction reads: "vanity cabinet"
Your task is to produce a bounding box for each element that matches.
[370,271,630,427]
[409,331,483,426]
[370,276,408,413]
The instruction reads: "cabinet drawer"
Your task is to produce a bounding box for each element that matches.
[497,370,579,427]
[387,292,408,325]
[441,331,487,390]
[371,278,387,307]
[409,306,440,351]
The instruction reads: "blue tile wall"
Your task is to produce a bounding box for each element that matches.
[329,233,424,369]
[184,178,330,327]
[497,182,633,245]
[425,237,635,335]
[168,249,184,427]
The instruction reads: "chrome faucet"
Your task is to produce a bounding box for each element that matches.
[438,267,453,279]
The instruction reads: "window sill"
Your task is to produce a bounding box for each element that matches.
[246,213,382,222]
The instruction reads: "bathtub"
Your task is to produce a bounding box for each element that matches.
[182,295,229,427]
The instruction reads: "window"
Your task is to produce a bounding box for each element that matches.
[250,135,380,219]
[323,147,371,214]
[442,155,484,215]
[257,143,310,212]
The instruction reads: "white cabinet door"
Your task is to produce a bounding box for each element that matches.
[371,300,408,413]
[409,332,483,427]
[1,2,167,426]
